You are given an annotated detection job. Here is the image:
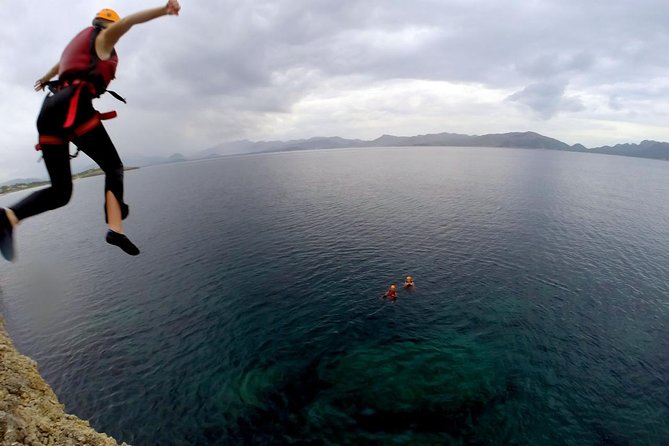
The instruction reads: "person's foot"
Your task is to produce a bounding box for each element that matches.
[105,230,140,256]
[0,208,15,261]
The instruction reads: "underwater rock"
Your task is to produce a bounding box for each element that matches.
[227,338,516,444]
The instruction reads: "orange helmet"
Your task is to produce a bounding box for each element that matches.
[95,8,121,23]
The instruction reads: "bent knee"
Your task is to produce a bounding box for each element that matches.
[51,183,73,208]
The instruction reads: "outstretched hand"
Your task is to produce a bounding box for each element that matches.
[34,78,47,92]
[166,0,181,16]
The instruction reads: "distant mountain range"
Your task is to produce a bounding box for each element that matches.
[4,131,668,187]
[195,131,669,161]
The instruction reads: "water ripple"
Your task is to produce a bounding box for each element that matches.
[1,148,668,444]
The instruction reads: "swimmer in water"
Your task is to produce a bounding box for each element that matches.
[384,284,397,299]
[404,276,414,288]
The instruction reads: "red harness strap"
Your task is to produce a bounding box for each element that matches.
[37,135,67,146]
[72,111,117,137]
[62,80,97,129]
[35,111,117,151]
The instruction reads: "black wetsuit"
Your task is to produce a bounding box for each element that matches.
[11,83,128,223]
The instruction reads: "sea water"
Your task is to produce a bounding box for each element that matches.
[1,147,668,445]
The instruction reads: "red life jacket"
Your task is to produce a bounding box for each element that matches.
[387,289,396,298]
[34,27,121,152]
[58,26,118,94]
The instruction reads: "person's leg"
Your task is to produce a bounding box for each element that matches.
[10,90,74,223]
[105,190,123,232]
[0,89,76,261]
[9,145,73,221]
[73,125,128,222]
[1,145,72,261]
[73,125,139,255]
[4,209,18,227]
[0,209,14,261]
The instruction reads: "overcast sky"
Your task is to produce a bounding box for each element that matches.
[2,0,669,181]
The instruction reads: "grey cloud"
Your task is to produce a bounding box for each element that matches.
[3,0,669,181]
[9,0,669,95]
[147,0,669,109]
[518,51,596,78]
[507,79,584,119]
[12,1,669,112]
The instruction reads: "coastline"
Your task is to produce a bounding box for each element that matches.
[0,167,139,197]
[0,318,128,446]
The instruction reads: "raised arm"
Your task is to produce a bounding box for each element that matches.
[96,0,180,59]
[34,63,60,91]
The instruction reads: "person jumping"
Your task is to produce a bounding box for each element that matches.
[0,1,181,261]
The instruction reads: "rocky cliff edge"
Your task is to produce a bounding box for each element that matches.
[0,319,128,446]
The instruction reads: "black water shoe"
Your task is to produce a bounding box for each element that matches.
[106,230,140,256]
[0,208,15,262]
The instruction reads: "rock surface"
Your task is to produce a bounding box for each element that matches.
[0,319,128,446]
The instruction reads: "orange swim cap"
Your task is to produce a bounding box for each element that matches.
[390,285,396,290]
[95,8,121,23]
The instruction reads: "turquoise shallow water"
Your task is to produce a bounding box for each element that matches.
[1,147,668,445]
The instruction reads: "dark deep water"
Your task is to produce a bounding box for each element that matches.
[1,147,668,445]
